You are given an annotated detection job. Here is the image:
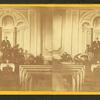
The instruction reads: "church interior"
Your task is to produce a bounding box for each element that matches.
[0,6,100,91]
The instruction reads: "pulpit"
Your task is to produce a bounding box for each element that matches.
[19,64,85,91]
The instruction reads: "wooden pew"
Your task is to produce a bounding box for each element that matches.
[19,64,85,91]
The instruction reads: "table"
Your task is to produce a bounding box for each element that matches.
[0,63,15,72]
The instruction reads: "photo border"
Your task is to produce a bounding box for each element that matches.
[0,4,99,95]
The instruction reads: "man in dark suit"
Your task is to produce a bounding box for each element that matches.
[1,36,11,49]
[61,52,72,62]
[92,37,100,62]
[1,36,11,61]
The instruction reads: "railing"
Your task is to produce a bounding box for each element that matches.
[19,64,85,91]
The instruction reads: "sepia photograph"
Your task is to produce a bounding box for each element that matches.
[0,5,100,93]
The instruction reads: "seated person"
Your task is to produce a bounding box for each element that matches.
[86,44,92,52]
[85,44,93,62]
[74,53,82,64]
[12,44,20,56]
[61,52,72,62]
[52,54,62,64]
[36,54,44,64]
[24,50,30,64]
[11,44,20,64]
[92,37,100,62]
[28,54,35,64]
[0,50,3,63]
[74,53,89,65]
[15,48,25,65]
[1,37,12,61]
[1,36,11,50]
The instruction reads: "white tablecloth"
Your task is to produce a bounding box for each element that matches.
[91,64,100,72]
[0,63,15,72]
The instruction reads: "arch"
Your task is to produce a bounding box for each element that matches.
[2,15,14,27]
[79,10,100,52]
[81,21,90,33]
[13,9,29,27]
[81,21,92,50]
[90,15,100,27]
[0,8,29,49]
[80,11,100,27]
[93,16,100,28]
[80,11,93,24]
[17,21,24,27]
[82,22,90,28]
[92,16,100,40]
[0,14,16,27]
[0,8,29,27]
[80,20,90,28]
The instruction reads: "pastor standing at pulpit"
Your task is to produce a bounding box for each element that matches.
[1,36,11,61]
[1,36,11,49]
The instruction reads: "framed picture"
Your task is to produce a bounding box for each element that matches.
[0,4,99,95]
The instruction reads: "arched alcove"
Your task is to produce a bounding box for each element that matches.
[93,17,100,40]
[2,15,15,46]
[0,7,29,50]
[82,22,91,49]
[0,12,28,48]
[2,15,14,28]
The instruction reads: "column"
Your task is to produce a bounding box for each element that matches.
[0,27,2,46]
[72,75,76,91]
[14,27,17,46]
[91,28,93,46]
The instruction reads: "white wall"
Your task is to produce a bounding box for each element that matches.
[27,8,99,57]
